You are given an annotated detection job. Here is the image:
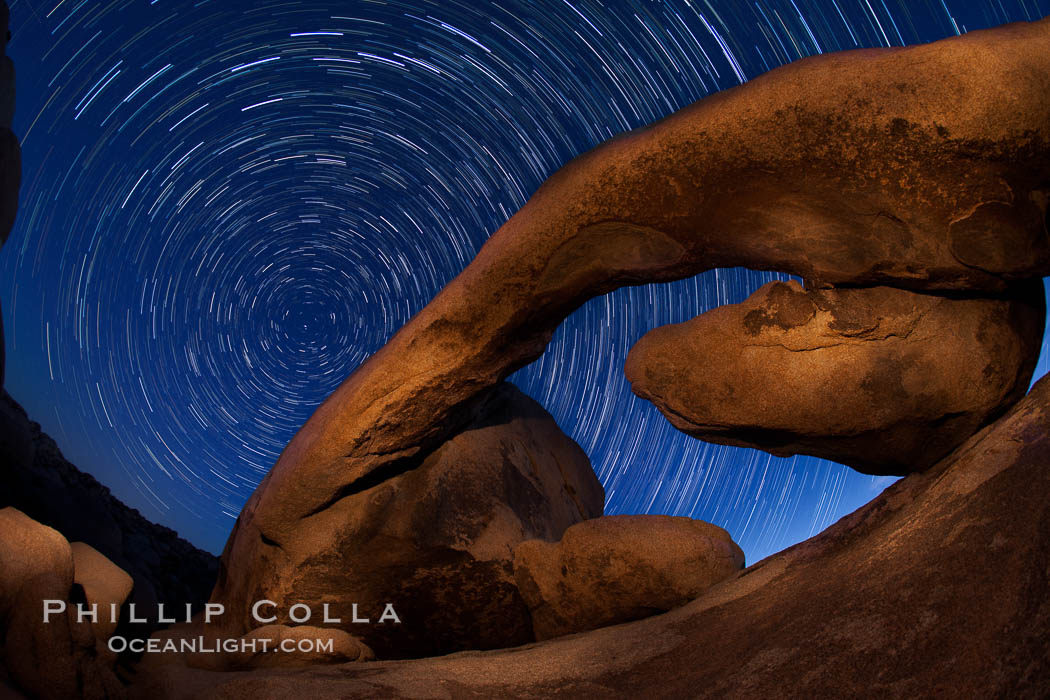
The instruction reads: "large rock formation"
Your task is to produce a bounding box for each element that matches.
[213,18,1050,634]
[210,382,603,659]
[128,372,1050,700]
[514,515,744,640]
[3,7,1047,695]
[626,279,1046,475]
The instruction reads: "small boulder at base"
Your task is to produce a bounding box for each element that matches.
[513,514,744,640]
[0,513,125,699]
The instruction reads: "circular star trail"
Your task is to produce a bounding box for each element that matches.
[2,0,1048,558]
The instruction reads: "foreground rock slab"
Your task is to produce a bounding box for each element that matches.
[141,624,374,673]
[210,383,603,659]
[129,374,1050,699]
[514,515,744,640]
[626,279,1045,475]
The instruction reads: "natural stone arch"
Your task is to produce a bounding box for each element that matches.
[208,18,1050,651]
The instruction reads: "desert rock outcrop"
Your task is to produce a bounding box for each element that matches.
[626,279,1046,475]
[211,382,603,659]
[514,515,744,640]
[130,373,1050,700]
[213,19,1050,635]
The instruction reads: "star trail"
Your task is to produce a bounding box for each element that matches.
[2,0,1048,559]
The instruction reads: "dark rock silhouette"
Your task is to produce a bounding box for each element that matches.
[0,0,20,389]
[212,19,1050,643]
[627,279,1046,475]
[130,373,1050,699]
[0,392,219,629]
[211,382,603,659]
[514,514,744,640]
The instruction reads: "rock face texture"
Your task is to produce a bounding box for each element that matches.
[0,508,127,700]
[0,392,219,628]
[514,515,744,640]
[130,374,1050,700]
[0,507,73,614]
[213,18,1050,634]
[211,382,603,659]
[626,279,1046,475]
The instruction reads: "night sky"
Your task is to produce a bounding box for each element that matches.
[2,0,1048,560]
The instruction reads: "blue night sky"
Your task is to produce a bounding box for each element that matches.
[1,0,1048,560]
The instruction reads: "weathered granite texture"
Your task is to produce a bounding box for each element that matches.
[514,515,744,640]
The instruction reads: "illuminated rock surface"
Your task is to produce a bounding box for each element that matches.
[514,514,744,640]
[0,508,127,700]
[131,374,1050,699]
[212,20,1050,649]
[212,382,603,659]
[627,280,1045,475]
